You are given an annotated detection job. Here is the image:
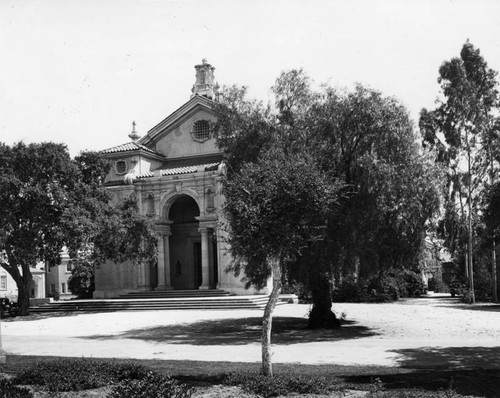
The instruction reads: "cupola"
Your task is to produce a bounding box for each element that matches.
[191,58,218,100]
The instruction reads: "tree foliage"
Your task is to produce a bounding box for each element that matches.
[420,41,500,301]
[0,142,157,314]
[215,69,440,372]
[420,41,500,257]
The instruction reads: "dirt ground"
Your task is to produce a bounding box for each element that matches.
[1,293,499,369]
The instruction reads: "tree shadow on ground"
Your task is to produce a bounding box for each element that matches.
[83,317,378,345]
[342,368,500,398]
[341,346,500,397]
[390,346,500,369]
[437,303,500,312]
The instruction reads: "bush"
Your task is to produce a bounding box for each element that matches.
[0,378,33,398]
[396,270,425,298]
[332,270,424,303]
[15,358,148,391]
[332,278,367,302]
[367,389,467,397]
[222,372,342,397]
[107,371,192,398]
[68,257,95,299]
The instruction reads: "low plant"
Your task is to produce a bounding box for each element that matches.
[0,378,33,398]
[14,358,148,391]
[367,378,467,397]
[222,372,343,397]
[107,371,192,398]
[367,388,467,397]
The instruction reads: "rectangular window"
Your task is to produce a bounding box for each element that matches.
[66,262,72,272]
[0,275,7,290]
[61,283,66,293]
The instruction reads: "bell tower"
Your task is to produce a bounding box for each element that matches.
[191,58,218,100]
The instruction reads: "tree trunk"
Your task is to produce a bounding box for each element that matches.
[261,259,282,377]
[308,267,340,329]
[17,278,31,316]
[1,261,32,316]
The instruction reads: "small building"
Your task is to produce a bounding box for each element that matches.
[94,59,269,298]
[45,252,75,300]
[0,262,46,302]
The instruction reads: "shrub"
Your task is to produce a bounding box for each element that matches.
[396,270,425,298]
[68,257,95,299]
[222,372,342,397]
[0,378,33,398]
[107,371,192,398]
[332,278,368,302]
[15,358,148,391]
[367,388,467,397]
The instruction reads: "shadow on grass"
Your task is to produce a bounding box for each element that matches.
[342,368,500,398]
[83,316,378,345]
[391,346,500,370]
[437,303,500,312]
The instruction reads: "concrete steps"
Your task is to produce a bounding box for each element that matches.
[29,292,273,313]
[117,289,233,299]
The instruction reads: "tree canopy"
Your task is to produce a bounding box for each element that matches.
[419,41,500,301]
[0,142,157,314]
[214,69,441,373]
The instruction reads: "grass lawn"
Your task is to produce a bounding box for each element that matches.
[1,355,499,397]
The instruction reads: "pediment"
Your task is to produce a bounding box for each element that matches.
[138,95,219,159]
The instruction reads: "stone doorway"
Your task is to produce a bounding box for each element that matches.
[168,195,201,290]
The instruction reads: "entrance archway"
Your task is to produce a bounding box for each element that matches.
[168,195,201,289]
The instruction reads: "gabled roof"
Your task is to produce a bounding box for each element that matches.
[101,141,161,156]
[137,154,222,179]
[139,94,215,147]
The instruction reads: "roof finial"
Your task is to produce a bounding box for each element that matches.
[128,120,140,141]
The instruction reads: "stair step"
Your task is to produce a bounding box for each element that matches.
[29,293,280,313]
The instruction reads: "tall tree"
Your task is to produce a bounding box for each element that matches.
[216,71,441,330]
[0,142,157,315]
[222,147,341,375]
[420,41,500,301]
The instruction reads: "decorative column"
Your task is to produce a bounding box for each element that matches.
[156,222,173,290]
[199,227,210,289]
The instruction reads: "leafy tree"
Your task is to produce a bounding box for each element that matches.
[0,142,157,315]
[222,147,341,376]
[216,71,441,331]
[420,41,500,301]
[67,256,95,299]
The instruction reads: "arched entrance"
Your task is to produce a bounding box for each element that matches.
[168,195,202,290]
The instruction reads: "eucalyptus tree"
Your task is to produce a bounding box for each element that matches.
[420,41,500,301]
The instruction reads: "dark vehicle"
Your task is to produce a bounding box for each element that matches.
[1,297,19,318]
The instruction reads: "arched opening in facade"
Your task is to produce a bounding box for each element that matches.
[164,194,218,290]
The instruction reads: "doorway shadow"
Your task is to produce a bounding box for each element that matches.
[83,316,378,345]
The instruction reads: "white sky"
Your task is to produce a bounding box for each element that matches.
[1,0,500,156]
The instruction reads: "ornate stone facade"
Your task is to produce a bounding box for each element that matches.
[93,61,269,298]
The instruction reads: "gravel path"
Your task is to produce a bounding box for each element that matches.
[2,294,499,369]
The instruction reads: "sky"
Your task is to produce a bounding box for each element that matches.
[1,0,500,156]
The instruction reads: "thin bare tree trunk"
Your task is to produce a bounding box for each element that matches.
[261,259,282,377]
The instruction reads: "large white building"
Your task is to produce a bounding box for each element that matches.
[94,60,268,298]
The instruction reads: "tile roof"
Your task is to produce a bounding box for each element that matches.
[137,155,222,179]
[102,141,159,155]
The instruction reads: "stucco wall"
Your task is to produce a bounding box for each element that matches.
[154,110,218,158]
